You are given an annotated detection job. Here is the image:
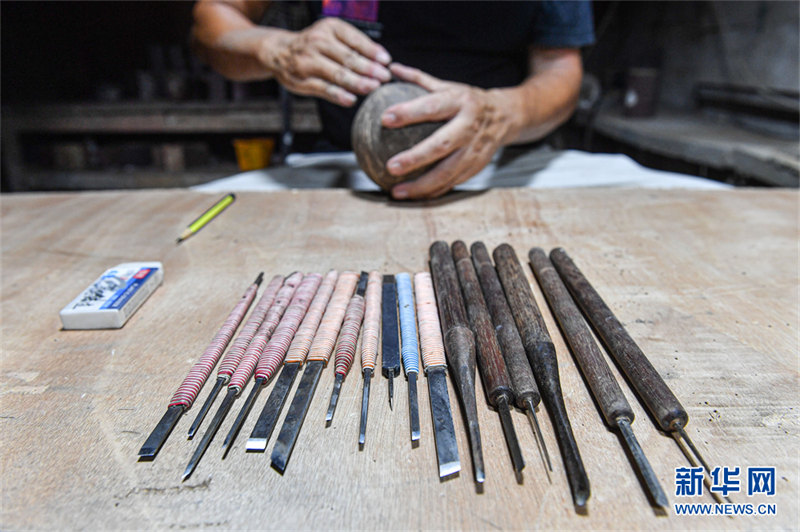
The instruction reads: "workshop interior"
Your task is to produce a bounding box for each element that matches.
[1,1,798,530]
[2,1,798,191]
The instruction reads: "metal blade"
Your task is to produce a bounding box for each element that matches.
[138,404,184,460]
[618,418,669,507]
[497,395,525,474]
[246,363,300,452]
[188,377,225,439]
[221,378,264,458]
[358,369,372,447]
[325,373,344,425]
[182,388,236,481]
[408,372,420,442]
[427,368,460,479]
[270,361,325,474]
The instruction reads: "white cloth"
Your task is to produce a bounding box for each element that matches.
[191,148,730,192]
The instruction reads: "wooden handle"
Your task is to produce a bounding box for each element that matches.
[452,240,511,407]
[550,247,688,431]
[429,241,475,378]
[471,242,541,409]
[529,248,634,427]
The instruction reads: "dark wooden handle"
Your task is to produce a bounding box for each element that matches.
[471,241,541,409]
[429,241,476,385]
[452,240,512,407]
[549,247,688,431]
[529,248,634,427]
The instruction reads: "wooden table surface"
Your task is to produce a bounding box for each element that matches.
[1,188,797,530]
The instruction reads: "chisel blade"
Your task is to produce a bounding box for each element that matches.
[270,360,325,474]
[427,368,460,479]
[246,362,300,452]
[138,404,184,460]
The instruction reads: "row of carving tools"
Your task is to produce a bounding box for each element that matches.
[138,242,718,509]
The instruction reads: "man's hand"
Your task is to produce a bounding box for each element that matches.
[380,63,518,200]
[264,18,392,106]
[193,1,391,106]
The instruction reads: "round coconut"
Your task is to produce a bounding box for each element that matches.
[351,82,445,191]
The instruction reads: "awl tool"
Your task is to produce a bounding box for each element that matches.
[270,272,360,474]
[247,270,339,452]
[471,242,552,480]
[414,272,461,479]
[396,273,421,442]
[530,248,668,507]
[549,247,725,502]
[326,272,369,425]
[452,241,525,476]
[381,275,401,409]
[187,274,284,439]
[358,271,382,447]
[182,272,303,481]
[222,273,322,457]
[429,241,484,484]
[138,272,266,460]
[494,244,590,507]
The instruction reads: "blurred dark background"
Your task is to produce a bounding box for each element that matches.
[2,1,798,191]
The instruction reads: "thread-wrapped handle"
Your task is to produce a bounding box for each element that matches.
[396,273,420,375]
[334,290,366,376]
[168,274,267,408]
[255,273,322,381]
[360,271,382,371]
[308,272,359,363]
[414,272,446,370]
[216,275,285,378]
[284,270,338,364]
[229,272,303,392]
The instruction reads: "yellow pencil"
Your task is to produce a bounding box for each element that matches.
[176,193,236,244]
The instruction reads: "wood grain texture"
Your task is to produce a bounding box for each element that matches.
[1,188,798,529]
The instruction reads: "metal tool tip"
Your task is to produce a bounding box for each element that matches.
[181,466,194,482]
[245,438,267,452]
[358,432,366,447]
[137,448,155,459]
[388,377,394,410]
[475,468,486,484]
[574,488,590,508]
[270,455,287,475]
[176,237,183,245]
[440,461,462,479]
[411,429,421,442]
[325,374,343,425]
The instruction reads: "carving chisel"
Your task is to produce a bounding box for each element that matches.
[222,273,322,457]
[471,242,552,480]
[396,273,421,442]
[452,241,525,476]
[381,276,401,409]
[548,247,725,501]
[247,270,339,452]
[182,272,303,480]
[358,271,382,446]
[429,241,484,484]
[326,272,369,424]
[414,272,460,479]
[138,272,266,460]
[530,248,668,507]
[187,274,284,439]
[493,244,590,507]
[270,272,360,474]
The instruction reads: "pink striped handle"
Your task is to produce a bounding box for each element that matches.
[254,273,322,381]
[307,272,359,363]
[333,291,366,376]
[168,276,266,408]
[284,270,338,364]
[228,272,304,392]
[360,271,382,371]
[217,275,284,378]
[414,272,447,370]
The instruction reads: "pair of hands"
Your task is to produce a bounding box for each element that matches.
[265,18,513,200]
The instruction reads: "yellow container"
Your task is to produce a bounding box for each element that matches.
[233,138,275,171]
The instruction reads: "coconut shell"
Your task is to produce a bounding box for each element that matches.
[352,82,445,191]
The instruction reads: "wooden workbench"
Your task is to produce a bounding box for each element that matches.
[1,188,797,529]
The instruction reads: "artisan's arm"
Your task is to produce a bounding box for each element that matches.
[496,47,583,145]
[381,48,583,199]
[191,0,391,105]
